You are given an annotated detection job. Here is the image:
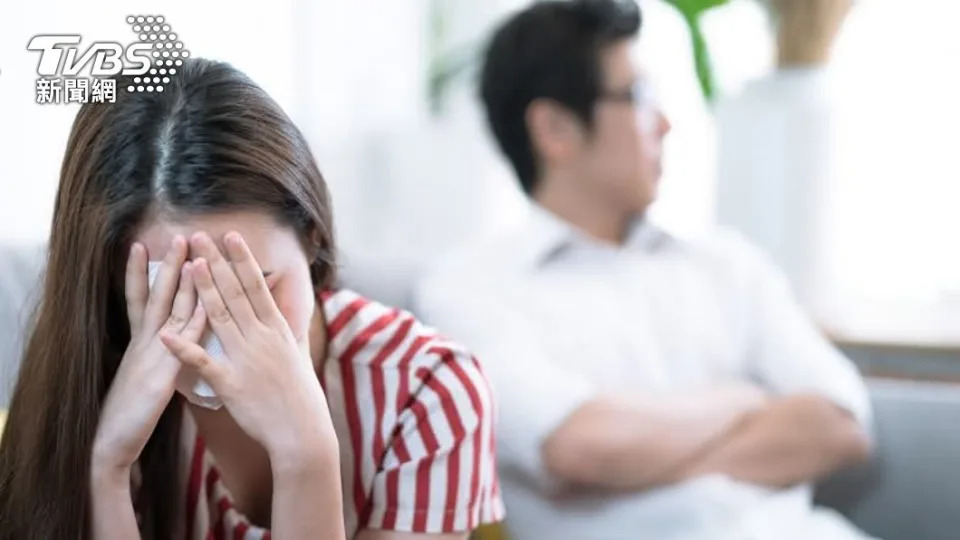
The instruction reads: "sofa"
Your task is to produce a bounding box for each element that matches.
[2,241,958,539]
[815,378,960,540]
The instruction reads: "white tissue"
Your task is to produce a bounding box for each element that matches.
[148,261,224,410]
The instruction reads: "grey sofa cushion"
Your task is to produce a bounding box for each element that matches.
[817,378,960,540]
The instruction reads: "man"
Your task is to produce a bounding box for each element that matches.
[413,1,875,539]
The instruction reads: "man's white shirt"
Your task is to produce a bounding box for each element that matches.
[413,204,874,540]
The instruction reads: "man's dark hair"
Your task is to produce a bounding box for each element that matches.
[480,0,642,195]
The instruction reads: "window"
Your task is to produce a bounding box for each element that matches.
[829,0,960,304]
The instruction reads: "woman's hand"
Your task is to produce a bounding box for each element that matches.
[162,231,345,540]
[160,232,337,466]
[92,236,206,477]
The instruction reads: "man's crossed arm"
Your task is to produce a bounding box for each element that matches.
[542,386,871,493]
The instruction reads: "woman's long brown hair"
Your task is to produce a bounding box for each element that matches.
[0,59,337,538]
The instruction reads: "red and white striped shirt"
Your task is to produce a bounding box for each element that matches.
[176,289,504,538]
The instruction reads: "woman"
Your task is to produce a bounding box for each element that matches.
[0,59,502,539]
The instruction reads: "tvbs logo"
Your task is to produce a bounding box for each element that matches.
[29,16,186,104]
[27,35,152,77]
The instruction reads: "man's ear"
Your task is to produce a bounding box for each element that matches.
[526,98,582,164]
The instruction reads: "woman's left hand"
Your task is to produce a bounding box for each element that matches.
[159,231,337,465]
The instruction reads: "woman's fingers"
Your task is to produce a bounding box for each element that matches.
[223,232,284,327]
[190,232,259,331]
[124,242,148,334]
[191,257,245,351]
[159,330,229,390]
[179,302,207,343]
[163,262,197,333]
[143,235,188,334]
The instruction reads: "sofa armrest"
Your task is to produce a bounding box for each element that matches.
[816,378,960,540]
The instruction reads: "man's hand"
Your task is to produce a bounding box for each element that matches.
[681,393,872,488]
[541,382,771,492]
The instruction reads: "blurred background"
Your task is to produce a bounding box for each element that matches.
[1,1,960,537]
[2,0,959,342]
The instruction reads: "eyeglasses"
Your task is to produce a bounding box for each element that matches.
[597,81,658,109]
[597,81,664,133]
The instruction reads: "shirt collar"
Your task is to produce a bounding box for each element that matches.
[515,203,677,269]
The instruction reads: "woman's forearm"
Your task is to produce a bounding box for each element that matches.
[89,463,141,540]
[270,442,346,540]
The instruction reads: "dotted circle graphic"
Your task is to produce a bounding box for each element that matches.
[126,15,187,92]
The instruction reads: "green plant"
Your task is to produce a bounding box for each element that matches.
[663,0,731,102]
[426,0,475,115]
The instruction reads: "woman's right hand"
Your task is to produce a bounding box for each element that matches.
[160,232,337,464]
[91,236,206,477]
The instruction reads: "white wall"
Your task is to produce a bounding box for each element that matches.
[828,0,960,303]
[715,0,960,323]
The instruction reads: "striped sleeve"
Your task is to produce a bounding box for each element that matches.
[364,341,505,533]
